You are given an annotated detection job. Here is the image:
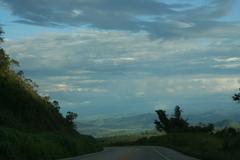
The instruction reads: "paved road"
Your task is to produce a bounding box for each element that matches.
[61,146,199,160]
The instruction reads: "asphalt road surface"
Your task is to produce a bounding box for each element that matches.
[61,146,199,160]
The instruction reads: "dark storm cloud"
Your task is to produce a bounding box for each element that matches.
[0,0,237,38]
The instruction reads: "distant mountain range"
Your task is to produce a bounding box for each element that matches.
[77,113,157,137]
[77,111,240,137]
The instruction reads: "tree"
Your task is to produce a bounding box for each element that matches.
[155,105,189,133]
[170,105,189,131]
[233,88,240,102]
[0,26,4,43]
[66,111,78,127]
[0,48,11,70]
[25,78,39,91]
[174,105,182,120]
[52,100,60,112]
[17,70,24,78]
[0,27,19,71]
[0,27,7,65]
[154,110,170,132]
[0,28,11,70]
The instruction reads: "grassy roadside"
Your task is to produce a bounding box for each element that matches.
[100,132,240,160]
[0,127,102,160]
[137,133,237,160]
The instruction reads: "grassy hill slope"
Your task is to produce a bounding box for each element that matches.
[0,66,79,133]
[0,39,101,159]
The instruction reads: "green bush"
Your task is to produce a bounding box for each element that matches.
[0,127,102,160]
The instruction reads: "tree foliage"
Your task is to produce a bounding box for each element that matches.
[0,26,4,43]
[0,27,9,70]
[52,100,61,112]
[0,48,11,70]
[0,27,19,71]
[155,105,188,133]
[174,105,182,120]
[155,105,214,134]
[233,88,240,103]
[66,111,78,127]
[154,110,170,132]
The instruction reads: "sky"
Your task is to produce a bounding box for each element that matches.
[0,0,240,119]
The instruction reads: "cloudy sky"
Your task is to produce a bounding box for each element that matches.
[0,0,240,119]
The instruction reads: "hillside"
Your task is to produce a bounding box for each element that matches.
[0,38,101,159]
[0,67,73,133]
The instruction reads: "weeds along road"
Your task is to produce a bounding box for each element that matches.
[61,146,199,160]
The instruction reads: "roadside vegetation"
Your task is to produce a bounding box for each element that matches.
[0,27,102,160]
[137,104,240,160]
[101,90,240,160]
[0,127,100,160]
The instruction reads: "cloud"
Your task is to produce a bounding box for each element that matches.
[193,77,240,93]
[4,29,204,73]
[214,57,240,63]
[212,57,240,69]
[0,0,238,38]
[46,83,107,93]
[76,88,107,93]
[3,28,240,117]
[4,28,240,84]
[53,84,70,92]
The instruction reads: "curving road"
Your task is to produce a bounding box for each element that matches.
[61,146,199,160]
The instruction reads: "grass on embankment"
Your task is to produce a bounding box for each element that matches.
[0,127,102,160]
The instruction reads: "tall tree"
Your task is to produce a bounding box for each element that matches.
[0,48,11,70]
[154,110,170,132]
[52,100,61,112]
[0,27,19,71]
[170,105,188,131]
[66,111,78,128]
[174,105,182,120]
[0,26,4,43]
[0,28,10,70]
[155,105,189,133]
[233,88,240,103]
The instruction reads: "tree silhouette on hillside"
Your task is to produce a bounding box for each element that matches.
[66,111,78,128]
[0,27,19,71]
[233,88,240,102]
[155,105,214,134]
[154,105,188,133]
[0,27,11,71]
[0,27,3,42]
